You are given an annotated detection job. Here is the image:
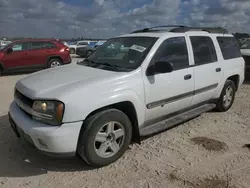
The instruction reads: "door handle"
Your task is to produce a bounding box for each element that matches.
[184,74,192,80]
[216,68,221,72]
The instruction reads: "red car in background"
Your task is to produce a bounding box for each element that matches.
[0,39,71,76]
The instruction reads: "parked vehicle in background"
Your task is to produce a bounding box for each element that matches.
[67,41,97,54]
[94,40,106,48]
[8,26,244,167]
[0,39,71,76]
[76,41,98,57]
[62,41,68,46]
[240,38,250,72]
[0,40,12,48]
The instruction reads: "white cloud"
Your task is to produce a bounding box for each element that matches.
[95,0,104,6]
[0,0,250,38]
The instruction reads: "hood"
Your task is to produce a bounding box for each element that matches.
[16,64,122,99]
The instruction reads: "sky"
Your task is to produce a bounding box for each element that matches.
[0,0,250,39]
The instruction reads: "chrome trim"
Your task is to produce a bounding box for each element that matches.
[147,83,219,109]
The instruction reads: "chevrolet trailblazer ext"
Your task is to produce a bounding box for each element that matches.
[9,26,244,167]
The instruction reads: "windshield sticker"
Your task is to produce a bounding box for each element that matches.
[129,60,135,64]
[130,45,146,52]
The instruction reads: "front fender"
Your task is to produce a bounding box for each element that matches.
[62,89,145,126]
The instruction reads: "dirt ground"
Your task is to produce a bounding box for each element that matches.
[1,62,250,188]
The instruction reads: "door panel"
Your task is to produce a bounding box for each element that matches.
[143,36,195,122]
[191,64,222,105]
[28,41,56,66]
[144,68,194,121]
[187,35,223,105]
[2,42,29,69]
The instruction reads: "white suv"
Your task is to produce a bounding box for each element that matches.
[9,26,245,167]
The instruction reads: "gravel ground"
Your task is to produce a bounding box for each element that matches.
[0,59,250,188]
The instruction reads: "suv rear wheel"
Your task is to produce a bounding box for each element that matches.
[48,58,62,68]
[0,67,2,76]
[216,80,236,112]
[77,109,132,167]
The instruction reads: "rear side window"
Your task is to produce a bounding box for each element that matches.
[30,41,56,50]
[217,37,241,60]
[43,41,56,48]
[190,36,217,65]
[152,37,189,70]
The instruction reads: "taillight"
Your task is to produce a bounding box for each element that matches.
[60,47,69,52]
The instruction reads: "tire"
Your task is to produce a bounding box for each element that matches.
[216,80,236,112]
[77,109,132,167]
[70,48,75,54]
[86,50,93,57]
[47,58,62,68]
[0,67,2,76]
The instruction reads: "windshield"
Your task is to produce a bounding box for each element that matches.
[241,39,250,49]
[83,37,157,71]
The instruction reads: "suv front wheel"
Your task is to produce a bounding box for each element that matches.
[77,109,132,167]
[216,80,236,112]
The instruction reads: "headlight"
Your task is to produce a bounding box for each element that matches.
[32,100,64,126]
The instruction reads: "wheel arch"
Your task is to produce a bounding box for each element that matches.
[81,101,141,144]
[47,56,63,65]
[227,74,240,91]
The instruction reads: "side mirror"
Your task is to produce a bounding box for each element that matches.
[6,48,13,54]
[146,61,174,76]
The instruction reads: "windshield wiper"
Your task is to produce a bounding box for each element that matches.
[78,60,131,71]
[78,58,96,66]
[98,62,120,70]
[84,58,93,65]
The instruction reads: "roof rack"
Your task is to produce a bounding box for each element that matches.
[131,25,188,33]
[170,27,229,34]
[131,26,229,34]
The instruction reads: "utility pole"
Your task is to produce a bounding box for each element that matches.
[74,19,76,39]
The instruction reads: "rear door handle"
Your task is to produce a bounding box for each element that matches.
[216,68,221,72]
[184,74,192,80]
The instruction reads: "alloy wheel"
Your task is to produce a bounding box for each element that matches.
[223,86,233,108]
[94,121,125,158]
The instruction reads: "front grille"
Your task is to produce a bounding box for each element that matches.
[15,89,33,108]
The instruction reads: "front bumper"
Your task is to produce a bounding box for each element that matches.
[9,101,83,156]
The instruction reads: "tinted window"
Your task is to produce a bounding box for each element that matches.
[152,37,189,70]
[12,43,29,51]
[43,41,56,48]
[78,42,88,45]
[30,41,56,50]
[190,36,217,65]
[217,37,241,60]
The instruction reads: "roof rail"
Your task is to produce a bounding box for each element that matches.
[131,26,229,34]
[131,25,188,33]
[169,27,229,34]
